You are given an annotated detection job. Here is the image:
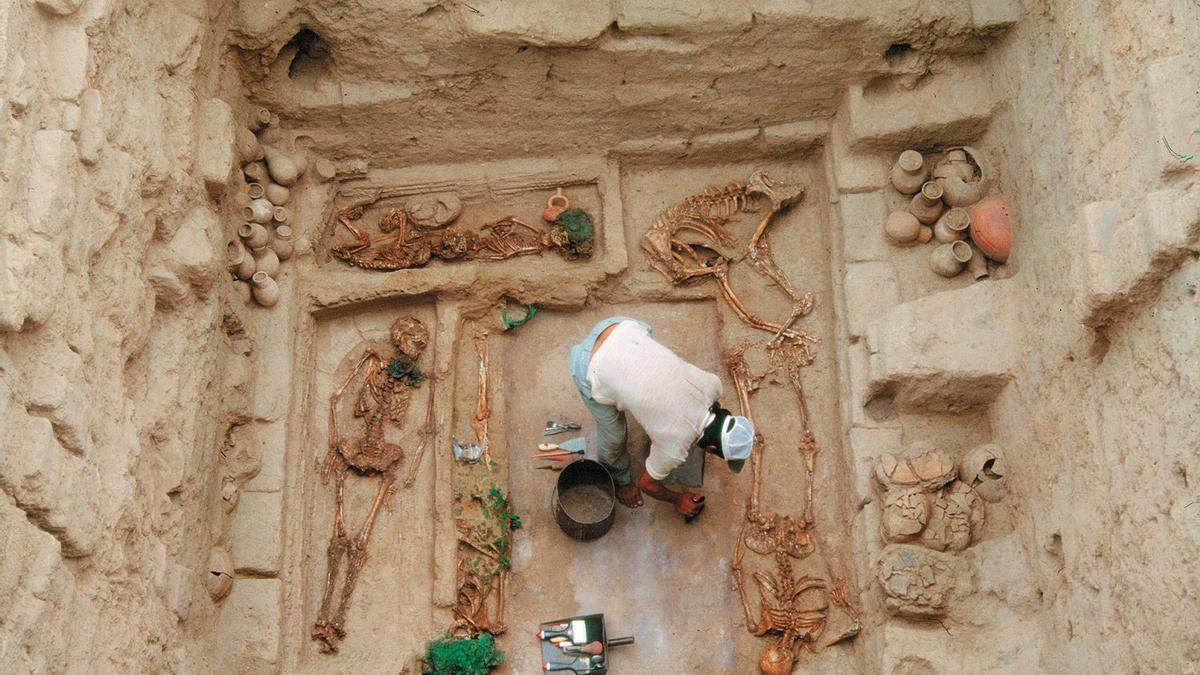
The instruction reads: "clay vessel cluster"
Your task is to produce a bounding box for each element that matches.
[882,146,1012,279]
[227,107,335,307]
[875,443,1006,619]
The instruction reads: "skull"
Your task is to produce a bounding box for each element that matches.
[758,641,794,675]
[390,316,428,357]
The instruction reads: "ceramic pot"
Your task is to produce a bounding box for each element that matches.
[272,225,294,261]
[232,185,251,209]
[288,136,311,175]
[235,127,263,163]
[246,182,266,200]
[206,547,235,600]
[243,161,268,184]
[934,146,988,207]
[272,206,290,224]
[251,271,279,307]
[909,181,945,225]
[543,188,571,222]
[264,182,289,205]
[936,149,972,179]
[884,210,922,245]
[249,107,272,132]
[929,240,972,277]
[960,443,1006,502]
[967,243,989,280]
[243,198,274,224]
[252,245,280,278]
[226,240,256,281]
[262,145,299,186]
[238,222,270,250]
[968,195,1011,263]
[313,158,337,182]
[932,207,970,243]
[889,150,929,195]
[234,278,253,305]
[918,226,933,243]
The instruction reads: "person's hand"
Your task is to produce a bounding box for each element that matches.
[674,492,705,519]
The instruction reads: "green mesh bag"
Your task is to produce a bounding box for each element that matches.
[555,208,594,245]
[423,634,505,675]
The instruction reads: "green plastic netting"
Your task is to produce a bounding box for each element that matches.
[423,634,505,675]
[555,208,594,245]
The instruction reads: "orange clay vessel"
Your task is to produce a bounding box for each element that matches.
[969,195,1012,263]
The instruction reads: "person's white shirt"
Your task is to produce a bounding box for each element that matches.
[586,320,723,480]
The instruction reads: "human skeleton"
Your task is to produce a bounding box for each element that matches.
[644,173,860,673]
[312,316,432,653]
[330,192,555,271]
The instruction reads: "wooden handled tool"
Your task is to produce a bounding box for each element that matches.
[562,641,603,655]
[537,444,584,454]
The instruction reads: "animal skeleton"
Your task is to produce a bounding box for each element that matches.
[312,316,430,654]
[330,192,558,271]
[642,171,819,346]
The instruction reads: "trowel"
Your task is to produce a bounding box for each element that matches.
[538,437,586,455]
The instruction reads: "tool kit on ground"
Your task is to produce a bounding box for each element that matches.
[537,614,634,673]
[544,420,581,436]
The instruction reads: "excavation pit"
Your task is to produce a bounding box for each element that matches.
[7,3,1194,674]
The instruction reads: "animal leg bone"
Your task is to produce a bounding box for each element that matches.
[716,269,819,345]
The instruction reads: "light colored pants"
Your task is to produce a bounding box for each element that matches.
[567,317,652,485]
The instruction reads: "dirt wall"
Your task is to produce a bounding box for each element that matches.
[2,0,1197,673]
[984,1,1200,671]
[1,1,242,670]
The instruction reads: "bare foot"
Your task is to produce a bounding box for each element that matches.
[615,482,644,508]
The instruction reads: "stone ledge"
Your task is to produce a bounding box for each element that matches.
[243,421,286,492]
[828,114,887,193]
[1140,55,1200,179]
[970,0,1020,31]
[216,578,281,665]
[228,492,283,575]
[458,0,611,46]
[849,425,903,508]
[614,0,752,34]
[613,119,829,162]
[844,261,901,339]
[867,281,1021,413]
[194,98,236,199]
[844,62,997,151]
[1080,188,1200,328]
[839,192,891,262]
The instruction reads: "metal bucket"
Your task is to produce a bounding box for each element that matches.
[552,459,616,541]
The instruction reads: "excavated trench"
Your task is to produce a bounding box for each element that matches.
[8,2,1199,674]
[219,7,1013,674]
